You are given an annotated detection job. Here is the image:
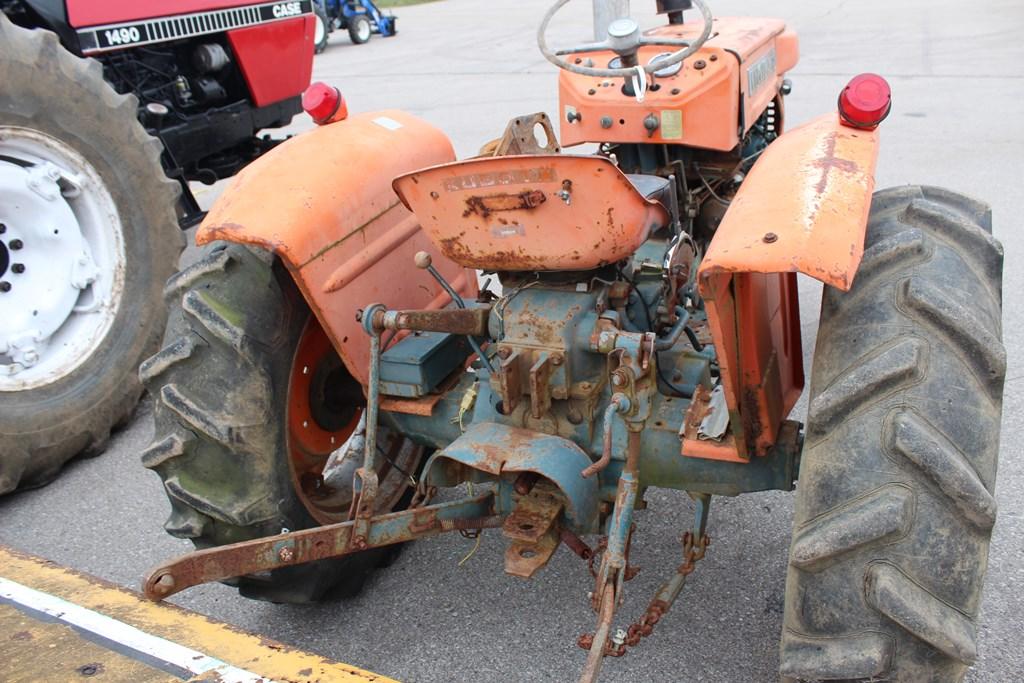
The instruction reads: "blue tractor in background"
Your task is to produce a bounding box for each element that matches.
[313,0,397,52]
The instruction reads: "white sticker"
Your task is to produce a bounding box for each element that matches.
[373,116,403,131]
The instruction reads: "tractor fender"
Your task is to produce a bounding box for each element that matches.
[696,113,880,459]
[422,422,601,534]
[196,110,476,387]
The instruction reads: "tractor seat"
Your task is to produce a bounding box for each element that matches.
[393,154,671,272]
[625,174,672,216]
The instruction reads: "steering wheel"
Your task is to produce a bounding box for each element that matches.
[537,0,713,79]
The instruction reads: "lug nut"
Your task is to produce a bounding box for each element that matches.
[11,264,24,274]
[9,239,23,250]
[0,223,5,233]
[0,282,10,292]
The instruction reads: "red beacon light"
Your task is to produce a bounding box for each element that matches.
[302,82,348,125]
[838,73,891,130]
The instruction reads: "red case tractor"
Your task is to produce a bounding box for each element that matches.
[0,0,316,493]
[140,1,1005,681]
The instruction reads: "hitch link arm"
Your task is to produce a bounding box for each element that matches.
[143,492,498,601]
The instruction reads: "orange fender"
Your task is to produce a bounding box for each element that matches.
[694,113,880,460]
[196,110,476,387]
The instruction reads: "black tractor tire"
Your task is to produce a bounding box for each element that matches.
[348,14,372,44]
[313,3,330,53]
[780,186,1005,681]
[139,243,411,603]
[0,16,182,494]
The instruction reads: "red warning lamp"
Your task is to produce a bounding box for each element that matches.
[838,73,891,130]
[303,82,347,125]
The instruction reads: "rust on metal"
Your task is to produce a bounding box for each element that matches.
[497,350,523,414]
[502,487,564,578]
[464,190,547,219]
[514,471,540,496]
[477,112,561,157]
[393,154,669,272]
[505,532,560,579]
[143,493,495,601]
[529,352,553,418]
[387,307,490,336]
[560,528,593,560]
[696,114,878,457]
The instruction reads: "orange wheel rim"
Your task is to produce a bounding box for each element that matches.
[287,317,364,524]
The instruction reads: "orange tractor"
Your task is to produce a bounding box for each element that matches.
[139,1,1005,681]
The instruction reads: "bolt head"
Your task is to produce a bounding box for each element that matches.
[0,282,10,293]
[9,239,23,250]
[763,232,778,244]
[11,263,24,274]
[278,546,295,562]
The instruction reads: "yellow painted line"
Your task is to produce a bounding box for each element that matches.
[0,545,397,683]
[1,603,177,682]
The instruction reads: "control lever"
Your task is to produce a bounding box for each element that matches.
[415,252,494,372]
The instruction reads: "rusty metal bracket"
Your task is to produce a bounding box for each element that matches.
[529,352,553,418]
[497,350,524,414]
[143,492,497,601]
[477,112,561,157]
[502,486,564,578]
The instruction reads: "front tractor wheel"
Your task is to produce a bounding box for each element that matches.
[781,187,1004,681]
[140,243,422,602]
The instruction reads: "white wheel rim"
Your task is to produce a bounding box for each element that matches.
[0,126,126,391]
[357,20,371,41]
[314,15,326,44]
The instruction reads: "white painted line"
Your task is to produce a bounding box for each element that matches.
[0,576,274,683]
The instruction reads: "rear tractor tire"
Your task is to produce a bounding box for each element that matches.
[0,15,182,494]
[780,187,1004,681]
[140,243,422,602]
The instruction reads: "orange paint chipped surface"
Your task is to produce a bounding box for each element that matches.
[197,110,475,387]
[701,113,880,290]
[698,113,880,457]
[393,155,669,271]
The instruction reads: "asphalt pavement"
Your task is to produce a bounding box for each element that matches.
[2,1,1022,681]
